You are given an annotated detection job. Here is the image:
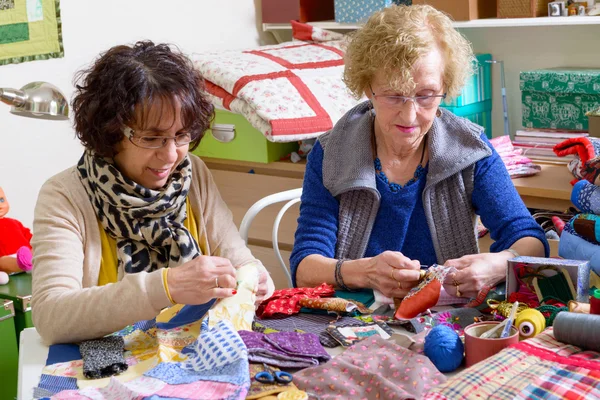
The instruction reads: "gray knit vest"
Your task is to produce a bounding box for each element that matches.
[319,101,492,264]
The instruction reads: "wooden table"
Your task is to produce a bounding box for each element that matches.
[511,163,573,212]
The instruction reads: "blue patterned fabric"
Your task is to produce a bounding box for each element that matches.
[46,343,81,365]
[37,374,78,393]
[145,320,249,387]
[156,302,215,330]
[572,179,600,215]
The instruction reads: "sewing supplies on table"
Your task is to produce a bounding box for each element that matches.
[255,363,294,385]
[463,321,519,368]
[553,312,600,352]
[423,324,464,373]
[515,308,546,339]
[480,301,519,339]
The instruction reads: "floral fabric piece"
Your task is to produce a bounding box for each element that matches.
[256,283,335,318]
[209,263,259,331]
[294,336,446,399]
[298,296,372,314]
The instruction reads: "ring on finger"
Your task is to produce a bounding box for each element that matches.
[390,268,398,282]
[397,280,404,290]
[419,270,426,281]
[456,285,462,297]
[215,276,220,289]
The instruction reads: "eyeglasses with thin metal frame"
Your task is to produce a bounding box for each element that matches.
[369,84,447,109]
[123,126,197,149]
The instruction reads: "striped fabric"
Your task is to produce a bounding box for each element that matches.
[425,329,600,399]
[37,374,77,394]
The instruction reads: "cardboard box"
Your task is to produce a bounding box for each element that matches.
[412,0,497,21]
[497,0,551,18]
[334,0,411,23]
[520,68,600,131]
[262,0,335,23]
[507,256,591,303]
[589,114,600,138]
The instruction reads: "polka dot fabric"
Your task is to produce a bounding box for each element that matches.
[293,336,446,399]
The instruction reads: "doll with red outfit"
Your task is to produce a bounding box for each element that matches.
[0,187,33,284]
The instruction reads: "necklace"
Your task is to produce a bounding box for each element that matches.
[374,135,428,192]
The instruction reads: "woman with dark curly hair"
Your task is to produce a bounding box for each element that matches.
[31,41,275,344]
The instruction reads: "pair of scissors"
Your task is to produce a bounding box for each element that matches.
[254,363,293,385]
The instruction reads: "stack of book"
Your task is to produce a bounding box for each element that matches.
[512,130,589,164]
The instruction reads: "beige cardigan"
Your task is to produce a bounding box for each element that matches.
[31,154,274,344]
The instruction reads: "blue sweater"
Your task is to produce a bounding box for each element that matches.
[290,133,549,286]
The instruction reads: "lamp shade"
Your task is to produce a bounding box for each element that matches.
[0,82,69,120]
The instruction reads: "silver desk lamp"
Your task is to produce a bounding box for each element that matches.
[0,82,68,120]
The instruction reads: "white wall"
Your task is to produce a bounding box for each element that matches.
[0,0,272,227]
[461,25,600,138]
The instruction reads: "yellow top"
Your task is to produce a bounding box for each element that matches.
[98,198,199,286]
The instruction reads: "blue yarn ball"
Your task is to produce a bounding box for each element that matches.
[423,324,464,373]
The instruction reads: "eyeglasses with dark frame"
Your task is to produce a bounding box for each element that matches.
[369,84,446,109]
[123,126,197,149]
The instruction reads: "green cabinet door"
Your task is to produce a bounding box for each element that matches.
[0,300,18,400]
[0,273,33,346]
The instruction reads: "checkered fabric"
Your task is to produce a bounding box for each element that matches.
[424,328,600,399]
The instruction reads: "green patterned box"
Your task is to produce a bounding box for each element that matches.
[520,68,600,131]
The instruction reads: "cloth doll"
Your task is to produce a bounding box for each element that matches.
[0,187,33,274]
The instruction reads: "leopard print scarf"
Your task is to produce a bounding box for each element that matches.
[77,151,200,273]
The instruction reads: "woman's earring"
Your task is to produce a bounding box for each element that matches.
[436,108,442,117]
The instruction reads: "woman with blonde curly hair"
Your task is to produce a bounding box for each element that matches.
[290,5,547,305]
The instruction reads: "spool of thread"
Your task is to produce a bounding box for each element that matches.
[515,309,546,340]
[590,288,600,315]
[424,325,464,372]
[554,312,600,352]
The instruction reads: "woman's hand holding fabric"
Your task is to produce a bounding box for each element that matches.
[443,253,509,299]
[255,271,269,304]
[365,251,421,299]
[167,255,237,305]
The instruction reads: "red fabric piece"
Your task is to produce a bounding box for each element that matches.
[256,283,335,318]
[394,278,442,320]
[0,218,32,256]
[553,138,597,180]
[291,20,314,41]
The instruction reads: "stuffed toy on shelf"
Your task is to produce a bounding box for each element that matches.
[0,187,33,283]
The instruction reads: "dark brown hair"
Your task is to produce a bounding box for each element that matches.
[72,41,213,157]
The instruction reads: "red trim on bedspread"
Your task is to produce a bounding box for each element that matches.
[229,70,332,136]
[204,81,236,110]
[245,45,343,70]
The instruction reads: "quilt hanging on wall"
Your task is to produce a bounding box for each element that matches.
[0,0,63,66]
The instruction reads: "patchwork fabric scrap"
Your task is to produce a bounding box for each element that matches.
[256,283,335,318]
[145,319,250,391]
[254,313,366,348]
[79,335,128,379]
[240,330,328,368]
[299,296,372,315]
[554,137,600,183]
[294,335,446,399]
[424,328,600,399]
[210,263,259,331]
